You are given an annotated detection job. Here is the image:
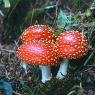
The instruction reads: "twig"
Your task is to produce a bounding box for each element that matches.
[84,50,94,66]
[5,68,10,80]
[83,67,93,72]
[13,91,22,95]
[0,48,15,53]
[0,10,4,16]
[46,12,54,19]
[80,0,90,7]
[90,0,95,9]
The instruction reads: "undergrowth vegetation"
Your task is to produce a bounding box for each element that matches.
[0,0,95,95]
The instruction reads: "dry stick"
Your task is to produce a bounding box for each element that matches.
[46,12,54,19]
[77,6,94,66]
[84,50,94,66]
[5,68,10,79]
[14,31,21,48]
[0,10,4,16]
[52,0,59,27]
[0,48,15,53]
[13,91,22,95]
[83,67,93,72]
[81,0,90,7]
[14,40,19,48]
[90,0,95,9]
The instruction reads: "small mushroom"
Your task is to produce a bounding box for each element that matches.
[56,31,88,79]
[21,25,54,43]
[16,42,57,83]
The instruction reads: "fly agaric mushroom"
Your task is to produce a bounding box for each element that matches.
[20,25,55,76]
[21,25,54,43]
[56,31,88,79]
[16,42,57,83]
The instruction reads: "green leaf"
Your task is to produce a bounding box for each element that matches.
[57,9,70,29]
[85,9,92,17]
[3,0,10,8]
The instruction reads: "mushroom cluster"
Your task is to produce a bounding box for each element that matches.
[16,25,57,83]
[16,25,88,82]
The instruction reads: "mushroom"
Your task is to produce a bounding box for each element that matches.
[16,42,57,83]
[20,25,54,43]
[55,31,88,79]
[20,25,54,76]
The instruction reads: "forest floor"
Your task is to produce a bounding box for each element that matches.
[0,1,95,95]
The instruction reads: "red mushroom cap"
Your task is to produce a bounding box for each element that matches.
[56,31,88,59]
[16,42,57,66]
[21,25,54,43]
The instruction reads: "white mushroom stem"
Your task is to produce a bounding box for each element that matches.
[56,59,69,79]
[21,62,27,74]
[39,65,52,83]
